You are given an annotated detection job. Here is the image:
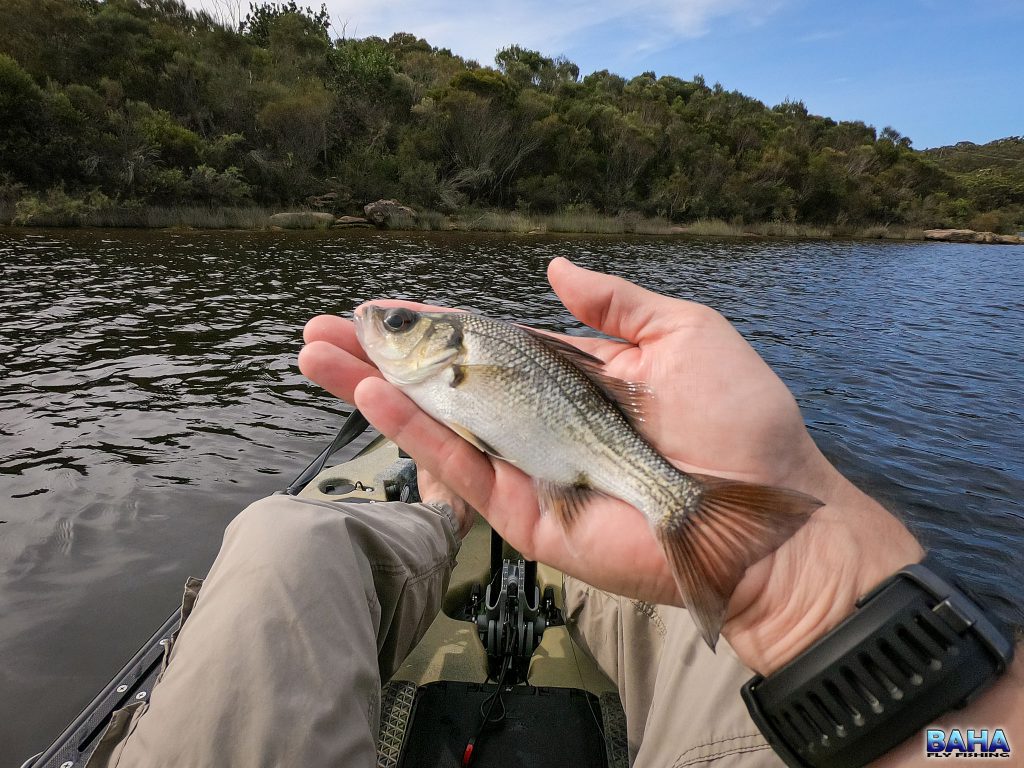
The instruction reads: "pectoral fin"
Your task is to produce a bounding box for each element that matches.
[448,421,505,461]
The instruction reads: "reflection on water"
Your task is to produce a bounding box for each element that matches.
[1,229,1022,761]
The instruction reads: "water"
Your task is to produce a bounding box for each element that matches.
[2,229,1022,762]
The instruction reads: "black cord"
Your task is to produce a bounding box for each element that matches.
[477,655,511,724]
[568,633,607,742]
[463,627,515,766]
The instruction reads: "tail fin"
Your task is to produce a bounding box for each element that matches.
[657,475,822,649]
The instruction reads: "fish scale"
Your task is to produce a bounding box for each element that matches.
[355,304,823,648]
[458,314,679,509]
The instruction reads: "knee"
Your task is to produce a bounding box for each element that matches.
[223,495,338,573]
[227,494,305,538]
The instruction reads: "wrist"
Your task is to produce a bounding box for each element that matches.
[741,553,1017,768]
[723,471,924,674]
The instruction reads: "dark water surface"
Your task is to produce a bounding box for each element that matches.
[2,229,1022,762]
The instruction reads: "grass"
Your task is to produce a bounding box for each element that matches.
[91,205,275,229]
[400,211,924,240]
[0,200,928,241]
[671,218,924,240]
[2,200,276,229]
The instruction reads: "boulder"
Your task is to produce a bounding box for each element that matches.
[333,215,372,228]
[363,199,418,228]
[268,212,336,229]
[306,191,339,209]
[924,228,1024,245]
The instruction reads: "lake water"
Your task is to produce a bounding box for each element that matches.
[2,229,1022,763]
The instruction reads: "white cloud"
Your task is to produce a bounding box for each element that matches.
[185,0,783,67]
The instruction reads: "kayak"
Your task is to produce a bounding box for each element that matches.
[23,411,628,768]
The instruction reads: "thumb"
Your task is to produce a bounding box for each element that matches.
[547,257,678,343]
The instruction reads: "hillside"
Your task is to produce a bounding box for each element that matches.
[922,139,1024,233]
[1,0,1021,232]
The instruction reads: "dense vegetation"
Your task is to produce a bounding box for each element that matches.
[1,0,1021,232]
[921,139,1024,233]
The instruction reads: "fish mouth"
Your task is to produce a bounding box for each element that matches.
[352,303,395,356]
[352,304,365,341]
[352,303,372,348]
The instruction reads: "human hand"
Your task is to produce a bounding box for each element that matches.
[299,257,922,673]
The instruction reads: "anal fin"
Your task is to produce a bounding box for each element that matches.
[657,476,823,650]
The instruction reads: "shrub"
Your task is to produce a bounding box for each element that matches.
[13,187,113,226]
[969,210,1014,234]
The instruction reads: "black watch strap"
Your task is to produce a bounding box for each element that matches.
[741,553,1015,768]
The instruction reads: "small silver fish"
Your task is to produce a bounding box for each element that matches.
[354,305,822,648]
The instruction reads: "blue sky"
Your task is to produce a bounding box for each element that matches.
[193,0,1022,148]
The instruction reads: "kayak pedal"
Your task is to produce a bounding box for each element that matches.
[464,552,563,684]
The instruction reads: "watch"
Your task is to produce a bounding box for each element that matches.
[741,552,1015,768]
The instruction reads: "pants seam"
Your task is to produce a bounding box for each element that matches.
[672,743,773,768]
[667,733,768,766]
[403,557,454,587]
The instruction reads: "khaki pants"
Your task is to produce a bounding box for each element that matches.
[88,495,780,767]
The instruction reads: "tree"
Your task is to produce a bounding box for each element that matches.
[239,1,329,44]
[0,54,45,183]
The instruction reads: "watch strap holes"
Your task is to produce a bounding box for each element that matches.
[896,624,942,671]
[808,691,846,738]
[878,638,923,685]
[858,652,903,701]
[823,679,863,727]
[841,664,883,715]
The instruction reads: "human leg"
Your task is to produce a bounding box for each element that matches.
[88,495,461,768]
[564,575,781,767]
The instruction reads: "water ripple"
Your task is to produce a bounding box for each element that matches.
[1,229,1022,762]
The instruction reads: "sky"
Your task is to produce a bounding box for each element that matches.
[192,0,1023,148]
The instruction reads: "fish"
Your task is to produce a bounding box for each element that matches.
[353,304,823,648]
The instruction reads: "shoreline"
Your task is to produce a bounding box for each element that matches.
[0,204,930,241]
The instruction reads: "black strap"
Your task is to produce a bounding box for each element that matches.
[741,553,1015,768]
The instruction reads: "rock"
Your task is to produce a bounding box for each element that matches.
[268,212,336,229]
[924,228,1024,245]
[306,192,339,209]
[363,199,418,228]
[924,229,978,242]
[333,215,372,228]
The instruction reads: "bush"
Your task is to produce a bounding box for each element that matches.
[188,166,252,206]
[969,209,1014,234]
[0,175,25,223]
[13,187,113,226]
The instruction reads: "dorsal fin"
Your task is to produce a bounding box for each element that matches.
[522,327,650,427]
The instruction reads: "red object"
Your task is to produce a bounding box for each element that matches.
[462,743,474,767]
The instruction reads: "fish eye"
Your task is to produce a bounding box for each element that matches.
[383,308,417,332]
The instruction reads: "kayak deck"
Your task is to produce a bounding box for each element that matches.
[25,421,626,767]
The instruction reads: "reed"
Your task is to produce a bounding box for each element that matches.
[462,211,538,233]
[131,205,275,229]
[676,218,925,241]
